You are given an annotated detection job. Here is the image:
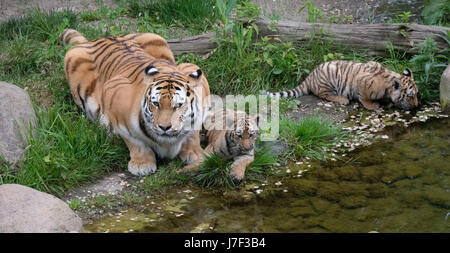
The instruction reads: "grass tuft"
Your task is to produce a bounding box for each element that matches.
[280,115,347,160]
[193,144,278,188]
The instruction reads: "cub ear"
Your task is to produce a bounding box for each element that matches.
[145,65,159,76]
[252,114,262,127]
[402,68,412,77]
[189,69,202,79]
[393,78,401,90]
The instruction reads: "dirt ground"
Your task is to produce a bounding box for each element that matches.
[0,0,422,24]
[0,0,116,23]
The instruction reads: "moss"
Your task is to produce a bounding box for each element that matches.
[399,191,425,209]
[404,165,423,178]
[289,199,310,207]
[309,197,332,213]
[289,179,318,196]
[222,190,256,205]
[317,181,343,201]
[421,174,439,185]
[334,165,361,181]
[396,143,422,160]
[381,164,406,184]
[289,206,317,218]
[275,217,303,232]
[355,152,386,166]
[366,183,389,198]
[318,217,351,232]
[310,168,339,182]
[424,186,450,208]
[360,165,382,183]
[339,181,369,197]
[370,197,403,216]
[339,196,368,209]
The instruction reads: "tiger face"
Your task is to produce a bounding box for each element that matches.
[141,62,203,142]
[390,68,419,110]
[227,112,260,154]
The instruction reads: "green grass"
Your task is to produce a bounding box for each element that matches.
[193,145,278,188]
[126,0,219,31]
[279,116,347,161]
[140,159,189,193]
[0,105,128,197]
[421,0,450,26]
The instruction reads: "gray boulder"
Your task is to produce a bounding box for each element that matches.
[440,65,450,114]
[0,81,36,165]
[0,184,84,233]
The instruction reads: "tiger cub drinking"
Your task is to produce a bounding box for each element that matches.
[180,109,259,181]
[261,60,419,110]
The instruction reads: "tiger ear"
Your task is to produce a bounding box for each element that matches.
[145,65,159,76]
[402,68,413,78]
[189,69,202,79]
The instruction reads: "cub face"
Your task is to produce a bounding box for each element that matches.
[228,112,260,153]
[390,68,419,110]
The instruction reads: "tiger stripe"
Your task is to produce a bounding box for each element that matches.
[61,29,210,176]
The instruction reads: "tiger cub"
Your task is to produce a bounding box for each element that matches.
[179,109,259,181]
[261,60,419,110]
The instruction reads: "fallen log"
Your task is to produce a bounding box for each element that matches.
[166,19,450,57]
[167,32,216,56]
[255,19,450,56]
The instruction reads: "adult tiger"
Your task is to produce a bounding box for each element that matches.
[260,60,419,110]
[61,29,210,176]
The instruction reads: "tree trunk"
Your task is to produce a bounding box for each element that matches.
[167,32,216,56]
[167,19,450,56]
[255,19,450,56]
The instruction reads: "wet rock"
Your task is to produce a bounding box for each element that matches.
[316,182,343,201]
[381,164,407,184]
[190,223,210,233]
[289,179,318,196]
[360,165,382,183]
[339,181,368,197]
[0,82,36,166]
[424,186,450,208]
[440,64,450,113]
[366,183,388,198]
[311,168,339,182]
[334,165,360,181]
[404,165,423,178]
[339,196,368,209]
[289,206,317,218]
[222,190,255,205]
[399,191,424,209]
[0,184,84,233]
[309,197,332,213]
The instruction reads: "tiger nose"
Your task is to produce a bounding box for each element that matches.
[159,124,172,131]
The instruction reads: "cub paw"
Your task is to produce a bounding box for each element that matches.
[128,159,157,176]
[176,163,200,174]
[230,166,245,182]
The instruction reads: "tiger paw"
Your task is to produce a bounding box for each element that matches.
[179,149,204,166]
[128,160,157,176]
[230,166,245,182]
